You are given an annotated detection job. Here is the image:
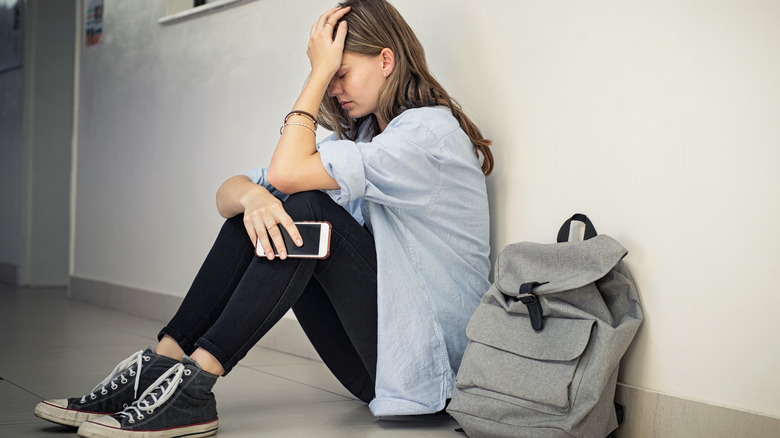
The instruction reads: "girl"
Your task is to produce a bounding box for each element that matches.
[35,1,493,436]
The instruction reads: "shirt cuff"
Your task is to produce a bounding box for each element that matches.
[317,139,366,205]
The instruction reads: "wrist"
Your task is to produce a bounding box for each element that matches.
[308,69,334,89]
[239,183,267,208]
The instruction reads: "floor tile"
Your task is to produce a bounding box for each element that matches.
[243,361,355,400]
[217,400,461,438]
[0,422,78,438]
[3,344,159,398]
[214,365,352,408]
[0,380,41,425]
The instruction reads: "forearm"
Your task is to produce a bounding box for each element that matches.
[267,72,332,189]
[215,175,270,218]
[280,72,331,152]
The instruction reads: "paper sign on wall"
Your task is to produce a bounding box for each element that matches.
[85,0,103,47]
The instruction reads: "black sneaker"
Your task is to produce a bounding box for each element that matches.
[77,357,219,438]
[34,348,179,427]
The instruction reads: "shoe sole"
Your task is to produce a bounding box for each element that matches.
[77,419,219,438]
[34,401,105,428]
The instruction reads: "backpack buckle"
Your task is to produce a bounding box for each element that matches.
[517,293,537,305]
[517,282,547,332]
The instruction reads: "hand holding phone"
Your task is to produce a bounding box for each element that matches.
[257,221,331,259]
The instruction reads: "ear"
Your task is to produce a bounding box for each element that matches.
[379,48,395,77]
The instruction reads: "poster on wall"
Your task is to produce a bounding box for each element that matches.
[0,0,23,73]
[85,0,103,46]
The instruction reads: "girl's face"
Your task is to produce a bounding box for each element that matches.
[327,52,388,126]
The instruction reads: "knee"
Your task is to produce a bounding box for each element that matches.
[224,213,245,230]
[286,190,329,205]
[283,191,332,220]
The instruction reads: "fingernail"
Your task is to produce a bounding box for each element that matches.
[296,239,303,246]
[280,252,287,259]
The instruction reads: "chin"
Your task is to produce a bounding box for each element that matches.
[348,109,372,120]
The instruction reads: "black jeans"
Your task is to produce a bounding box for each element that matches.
[158,191,378,403]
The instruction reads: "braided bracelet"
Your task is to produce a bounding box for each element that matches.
[280,121,316,135]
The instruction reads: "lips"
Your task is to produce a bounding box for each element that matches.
[339,101,352,109]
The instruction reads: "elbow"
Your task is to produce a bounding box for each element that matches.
[215,197,230,219]
[215,182,233,219]
[269,154,334,194]
[215,175,249,219]
[266,164,298,195]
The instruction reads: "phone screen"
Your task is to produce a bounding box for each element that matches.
[270,222,329,258]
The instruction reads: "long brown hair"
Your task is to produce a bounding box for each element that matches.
[317,0,494,175]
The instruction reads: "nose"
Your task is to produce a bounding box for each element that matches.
[327,77,341,97]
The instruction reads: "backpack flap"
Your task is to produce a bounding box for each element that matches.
[494,234,627,298]
[484,235,628,332]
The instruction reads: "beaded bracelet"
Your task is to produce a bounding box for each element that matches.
[284,110,318,128]
[280,121,316,135]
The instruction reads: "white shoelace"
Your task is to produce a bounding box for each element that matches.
[80,349,148,403]
[117,363,191,424]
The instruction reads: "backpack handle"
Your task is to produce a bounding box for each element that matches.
[557,214,598,243]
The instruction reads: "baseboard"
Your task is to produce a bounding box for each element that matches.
[68,276,322,361]
[613,383,780,437]
[0,262,18,285]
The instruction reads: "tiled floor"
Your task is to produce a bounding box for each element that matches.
[0,284,461,437]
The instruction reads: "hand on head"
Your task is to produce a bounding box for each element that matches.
[307,6,351,80]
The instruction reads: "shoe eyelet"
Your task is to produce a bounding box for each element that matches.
[128,419,135,424]
[179,378,183,384]
[91,394,97,400]
[184,369,192,376]
[101,389,108,395]
[111,383,118,390]
[129,370,136,376]
[121,376,128,384]
[143,356,150,361]
[137,414,144,420]
[123,403,129,409]
[146,409,153,414]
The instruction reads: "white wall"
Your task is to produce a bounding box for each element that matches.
[72,0,780,419]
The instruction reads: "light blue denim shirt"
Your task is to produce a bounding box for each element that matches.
[245,106,491,416]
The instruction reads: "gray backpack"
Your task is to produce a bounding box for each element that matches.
[447,214,643,438]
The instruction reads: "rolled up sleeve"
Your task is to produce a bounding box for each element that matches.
[317,116,446,210]
[317,139,367,206]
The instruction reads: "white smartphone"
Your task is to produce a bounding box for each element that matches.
[260,221,331,259]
